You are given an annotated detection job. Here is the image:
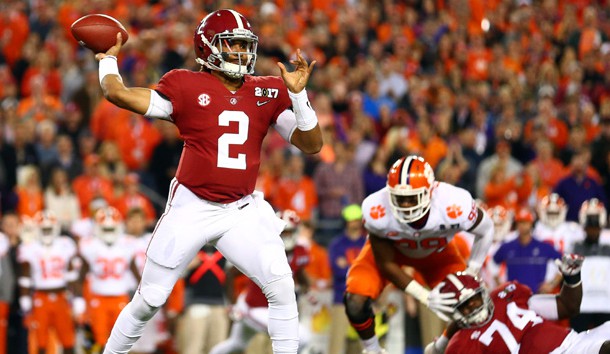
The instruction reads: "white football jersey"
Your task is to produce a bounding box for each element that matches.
[533,221,585,253]
[362,182,478,258]
[17,236,77,290]
[79,235,138,296]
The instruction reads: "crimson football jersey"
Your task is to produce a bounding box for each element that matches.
[446,281,570,354]
[244,245,310,308]
[155,70,292,203]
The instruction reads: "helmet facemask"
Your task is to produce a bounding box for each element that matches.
[195,25,258,78]
[39,224,59,246]
[453,289,494,328]
[388,188,431,223]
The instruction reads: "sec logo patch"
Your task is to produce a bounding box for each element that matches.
[198,93,211,106]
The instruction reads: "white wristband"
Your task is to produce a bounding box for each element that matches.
[99,56,122,85]
[72,296,86,316]
[288,89,318,131]
[18,276,32,288]
[19,296,32,313]
[435,334,449,352]
[405,280,430,306]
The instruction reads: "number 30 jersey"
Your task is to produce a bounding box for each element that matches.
[362,182,478,259]
[79,235,137,296]
[446,282,571,354]
[155,70,293,204]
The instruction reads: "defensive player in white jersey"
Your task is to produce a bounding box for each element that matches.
[534,193,585,253]
[95,8,322,354]
[77,206,140,352]
[17,211,80,354]
[344,155,495,354]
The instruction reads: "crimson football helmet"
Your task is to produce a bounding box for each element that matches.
[579,198,607,228]
[537,193,567,229]
[438,272,494,328]
[277,209,300,251]
[386,155,435,223]
[33,210,60,246]
[94,206,123,245]
[194,9,258,78]
[487,205,512,242]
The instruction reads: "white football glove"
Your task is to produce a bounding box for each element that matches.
[554,253,584,276]
[424,335,449,354]
[427,282,457,322]
[555,253,584,286]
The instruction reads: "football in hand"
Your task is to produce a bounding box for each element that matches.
[71,14,129,53]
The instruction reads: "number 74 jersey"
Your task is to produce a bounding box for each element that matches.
[446,282,571,354]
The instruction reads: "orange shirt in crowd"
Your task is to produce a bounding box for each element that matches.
[90,99,132,141]
[484,173,533,211]
[16,95,63,122]
[524,118,570,149]
[20,69,62,98]
[406,136,448,170]
[0,10,29,67]
[112,193,156,224]
[16,187,44,218]
[113,115,162,170]
[72,176,114,216]
[529,158,567,192]
[303,240,332,290]
[272,177,318,222]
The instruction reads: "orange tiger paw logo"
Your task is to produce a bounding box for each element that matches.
[370,205,386,219]
[446,204,463,219]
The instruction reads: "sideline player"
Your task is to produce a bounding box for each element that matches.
[17,211,81,354]
[425,254,610,354]
[94,8,322,354]
[344,155,494,354]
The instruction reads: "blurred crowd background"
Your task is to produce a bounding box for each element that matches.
[1,0,610,353]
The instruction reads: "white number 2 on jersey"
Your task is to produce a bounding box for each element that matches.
[217,111,249,170]
[478,302,543,351]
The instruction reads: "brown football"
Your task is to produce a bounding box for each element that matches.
[71,14,129,53]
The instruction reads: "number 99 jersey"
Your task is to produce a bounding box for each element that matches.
[362,182,478,259]
[446,282,571,354]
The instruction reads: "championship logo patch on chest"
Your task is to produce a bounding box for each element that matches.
[254,87,278,106]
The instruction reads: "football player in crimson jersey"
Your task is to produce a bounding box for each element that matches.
[95,8,322,354]
[210,210,311,354]
[424,254,610,354]
[344,155,495,354]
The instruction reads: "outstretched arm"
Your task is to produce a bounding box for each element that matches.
[96,33,154,115]
[465,208,494,274]
[529,253,583,320]
[370,233,455,321]
[277,49,322,154]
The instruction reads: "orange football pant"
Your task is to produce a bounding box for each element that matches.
[346,238,467,299]
[88,294,129,346]
[30,291,75,349]
[0,301,7,354]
